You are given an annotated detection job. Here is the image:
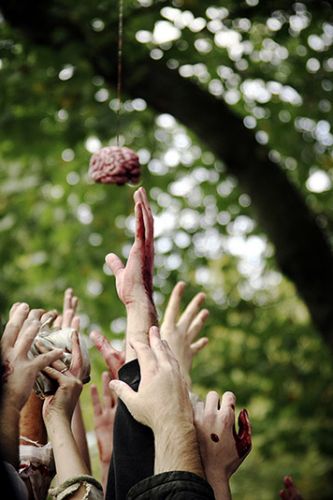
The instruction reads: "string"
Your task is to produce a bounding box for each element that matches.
[116,0,124,146]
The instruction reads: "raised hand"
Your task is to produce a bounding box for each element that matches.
[279,476,303,500]
[105,187,155,309]
[194,391,252,500]
[42,331,83,423]
[1,303,63,412]
[109,326,192,430]
[105,187,157,361]
[160,281,209,385]
[0,303,63,466]
[91,372,117,490]
[110,326,203,477]
[41,336,92,491]
[90,330,125,379]
[54,287,80,330]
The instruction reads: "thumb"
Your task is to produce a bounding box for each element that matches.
[105,253,124,276]
[109,380,136,410]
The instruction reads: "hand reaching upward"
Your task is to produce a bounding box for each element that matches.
[105,187,158,361]
[160,281,209,386]
[194,391,252,500]
[106,187,155,308]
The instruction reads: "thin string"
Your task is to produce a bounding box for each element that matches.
[116,0,124,146]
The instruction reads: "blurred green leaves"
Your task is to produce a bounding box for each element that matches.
[1,1,333,498]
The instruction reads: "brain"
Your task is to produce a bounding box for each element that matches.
[89,146,141,185]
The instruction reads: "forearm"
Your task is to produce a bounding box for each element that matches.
[47,417,89,483]
[0,403,20,467]
[125,302,158,362]
[72,402,91,473]
[101,460,110,492]
[205,472,232,500]
[154,422,204,478]
[20,392,47,445]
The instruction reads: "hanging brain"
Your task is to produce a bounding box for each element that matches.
[89,146,141,185]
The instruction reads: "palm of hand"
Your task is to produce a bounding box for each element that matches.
[107,189,154,307]
[160,324,192,374]
[115,251,148,305]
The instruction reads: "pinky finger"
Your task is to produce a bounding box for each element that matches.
[190,337,209,355]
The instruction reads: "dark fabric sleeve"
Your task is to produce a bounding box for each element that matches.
[105,360,154,500]
[127,471,215,500]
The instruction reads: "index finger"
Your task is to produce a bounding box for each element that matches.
[63,288,73,313]
[162,282,186,328]
[1,303,30,350]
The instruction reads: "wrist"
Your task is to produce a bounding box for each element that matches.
[45,413,72,432]
[154,416,194,438]
[0,398,21,419]
[154,421,203,477]
[206,475,231,500]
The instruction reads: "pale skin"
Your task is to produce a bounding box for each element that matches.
[19,310,59,449]
[106,187,157,362]
[194,391,252,500]
[34,288,91,472]
[42,331,89,500]
[57,288,91,473]
[19,288,82,448]
[160,281,209,387]
[110,326,204,478]
[0,303,63,467]
[90,371,117,491]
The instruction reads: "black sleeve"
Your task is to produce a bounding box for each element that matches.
[105,360,154,500]
[127,471,215,500]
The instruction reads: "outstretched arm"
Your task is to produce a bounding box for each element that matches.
[43,332,103,499]
[110,326,204,478]
[105,187,157,362]
[55,288,91,472]
[0,303,63,467]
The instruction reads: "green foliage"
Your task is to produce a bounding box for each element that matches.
[1,1,333,498]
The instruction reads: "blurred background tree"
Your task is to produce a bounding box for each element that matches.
[0,1,333,498]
